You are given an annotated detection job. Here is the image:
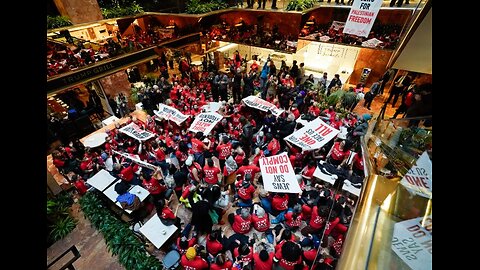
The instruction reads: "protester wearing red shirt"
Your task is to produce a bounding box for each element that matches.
[71,174,88,195]
[272,193,289,214]
[308,104,321,117]
[236,159,261,181]
[229,208,252,234]
[251,205,270,232]
[301,160,316,182]
[273,241,303,270]
[206,231,224,256]
[203,158,221,185]
[284,206,303,229]
[266,134,280,156]
[210,254,233,270]
[301,205,328,236]
[141,170,166,200]
[237,180,256,202]
[234,148,245,166]
[119,163,139,183]
[350,151,364,176]
[233,244,254,265]
[253,249,274,270]
[180,247,209,270]
[326,140,351,166]
[216,137,232,170]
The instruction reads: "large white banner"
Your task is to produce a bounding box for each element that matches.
[343,0,383,37]
[285,118,339,150]
[119,123,155,141]
[242,95,284,117]
[242,95,274,112]
[188,112,223,135]
[259,152,301,194]
[155,104,189,125]
[391,216,432,270]
[112,150,159,171]
[400,151,432,199]
[202,102,222,112]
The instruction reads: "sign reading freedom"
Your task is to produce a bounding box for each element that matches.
[119,123,155,141]
[188,112,223,135]
[259,152,301,193]
[286,118,339,150]
[343,0,383,37]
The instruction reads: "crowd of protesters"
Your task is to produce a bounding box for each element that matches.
[50,53,379,269]
[300,21,403,50]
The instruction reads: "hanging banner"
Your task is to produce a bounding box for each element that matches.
[400,151,432,199]
[242,95,275,112]
[155,104,189,125]
[391,216,432,270]
[188,112,223,135]
[285,118,339,150]
[119,123,155,141]
[343,0,383,37]
[112,150,159,171]
[259,152,301,194]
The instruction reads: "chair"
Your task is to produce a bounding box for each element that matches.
[162,249,181,270]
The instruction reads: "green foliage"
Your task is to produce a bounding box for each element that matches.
[47,192,76,244]
[47,16,73,29]
[101,1,145,19]
[186,0,228,14]
[285,0,316,11]
[326,89,345,107]
[80,192,163,269]
[50,216,77,242]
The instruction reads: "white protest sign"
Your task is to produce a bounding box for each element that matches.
[203,102,222,112]
[391,215,432,270]
[269,106,285,117]
[285,118,339,150]
[400,151,432,199]
[188,112,223,135]
[112,150,159,171]
[155,104,189,125]
[343,0,383,37]
[259,152,301,194]
[119,123,155,141]
[242,95,275,112]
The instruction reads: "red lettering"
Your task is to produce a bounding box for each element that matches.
[299,135,316,145]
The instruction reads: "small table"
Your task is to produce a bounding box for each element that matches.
[103,179,122,202]
[116,185,150,214]
[82,132,108,148]
[139,215,178,249]
[102,115,119,126]
[86,169,117,192]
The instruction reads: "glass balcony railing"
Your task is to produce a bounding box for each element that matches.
[337,116,431,270]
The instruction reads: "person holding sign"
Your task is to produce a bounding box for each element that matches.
[326,140,352,167]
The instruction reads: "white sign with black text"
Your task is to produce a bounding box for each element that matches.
[188,112,223,135]
[119,123,155,141]
[259,152,301,194]
[400,151,432,199]
[343,0,383,37]
[391,215,432,270]
[285,118,339,150]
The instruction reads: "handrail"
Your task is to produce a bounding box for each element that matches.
[47,245,81,270]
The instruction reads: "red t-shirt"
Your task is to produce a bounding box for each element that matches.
[253,252,274,270]
[301,205,312,220]
[203,165,221,184]
[236,165,261,180]
[303,249,317,263]
[74,180,88,195]
[233,246,254,265]
[324,217,340,236]
[330,142,350,162]
[143,177,166,195]
[234,152,245,166]
[291,108,300,119]
[206,236,223,256]
[309,206,327,230]
[180,255,209,270]
[352,153,364,171]
[210,261,233,270]
[267,139,280,156]
[191,138,206,153]
[160,206,176,220]
[176,237,197,254]
[237,184,255,201]
[253,151,265,167]
[232,214,252,234]
[274,242,303,270]
[302,165,316,179]
[285,212,303,228]
[308,106,320,117]
[155,148,166,161]
[272,194,289,211]
[120,164,138,181]
[251,214,270,232]
[216,143,232,160]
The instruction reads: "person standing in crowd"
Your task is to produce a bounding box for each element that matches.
[260,59,271,99]
[257,0,266,9]
[232,67,243,104]
[387,73,411,107]
[327,74,342,96]
[363,79,382,110]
